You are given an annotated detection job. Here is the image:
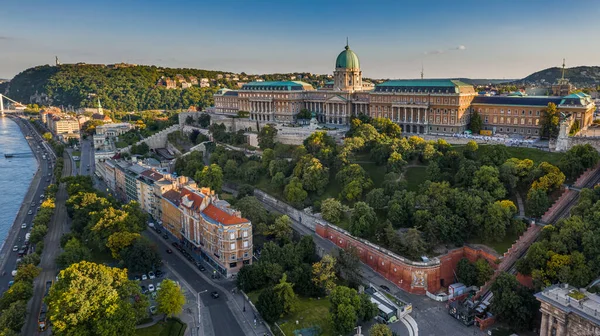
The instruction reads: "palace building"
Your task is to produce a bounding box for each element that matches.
[213,43,595,136]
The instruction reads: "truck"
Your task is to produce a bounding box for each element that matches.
[38,281,53,331]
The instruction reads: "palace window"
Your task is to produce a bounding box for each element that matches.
[529,110,533,115]
[522,110,525,115]
[500,109,504,114]
[513,118,518,125]
[484,116,488,123]
[508,109,511,115]
[536,110,540,116]
[493,117,497,123]
[521,118,525,125]
[506,117,510,124]
[536,119,540,125]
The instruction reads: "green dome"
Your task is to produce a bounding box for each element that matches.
[335,45,360,69]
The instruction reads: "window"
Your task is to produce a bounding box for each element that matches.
[536,110,540,116]
[536,119,540,126]
[529,110,532,115]
[230,243,235,250]
[230,262,237,268]
[229,232,235,240]
[506,117,510,124]
[501,109,504,114]
[231,255,236,260]
[521,118,525,125]
[242,231,248,238]
[484,116,488,123]
[508,109,511,115]
[493,117,497,123]
[243,241,249,248]
[521,110,525,115]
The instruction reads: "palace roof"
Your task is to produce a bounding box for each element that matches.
[240,81,314,91]
[472,96,562,107]
[374,79,471,93]
[336,44,360,69]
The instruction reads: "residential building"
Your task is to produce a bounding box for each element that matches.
[161,186,252,277]
[536,284,600,336]
[104,160,116,192]
[114,160,130,203]
[181,82,192,89]
[137,169,165,217]
[152,176,196,222]
[125,164,147,203]
[95,122,133,137]
[213,43,596,135]
[200,78,210,88]
[47,116,81,140]
[189,76,198,85]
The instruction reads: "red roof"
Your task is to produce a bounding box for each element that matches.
[202,204,248,225]
[162,189,182,206]
[180,187,205,210]
[140,169,164,181]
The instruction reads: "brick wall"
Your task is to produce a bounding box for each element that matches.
[316,222,500,295]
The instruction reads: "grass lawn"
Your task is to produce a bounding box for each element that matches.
[469,230,520,255]
[247,290,333,336]
[472,145,564,166]
[135,318,187,336]
[359,162,388,188]
[404,166,428,192]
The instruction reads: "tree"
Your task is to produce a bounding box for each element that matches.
[130,142,150,156]
[0,300,27,333]
[14,263,40,283]
[387,151,406,173]
[469,111,483,134]
[120,237,162,274]
[46,261,144,336]
[540,103,560,139]
[369,324,393,336]
[198,113,211,128]
[273,274,297,315]
[456,258,477,286]
[56,237,92,269]
[473,165,506,200]
[223,159,238,179]
[267,215,293,244]
[366,188,389,210]
[43,132,53,141]
[490,272,538,330]
[256,287,283,323]
[234,196,268,224]
[194,164,223,192]
[526,188,550,218]
[0,281,32,310]
[261,148,275,169]
[481,200,517,242]
[350,202,377,238]
[312,254,337,293]
[156,279,186,320]
[296,108,312,120]
[474,258,494,286]
[321,198,343,224]
[303,131,337,164]
[295,157,329,194]
[402,228,427,259]
[106,232,140,259]
[464,140,478,159]
[335,246,362,288]
[284,177,307,206]
[258,124,278,149]
[559,144,600,178]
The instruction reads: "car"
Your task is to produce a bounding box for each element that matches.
[141,285,148,294]
[37,207,40,212]
[148,284,155,292]
[166,249,173,254]
[148,271,156,279]
[162,234,169,240]
[199,266,206,272]
[194,261,201,267]
[27,210,32,215]
[30,203,35,207]
[11,270,17,277]
[379,285,391,292]
[156,282,162,291]
[187,255,194,262]
[211,291,219,299]
[171,242,179,248]
[21,223,27,229]
[149,306,157,314]
[48,173,51,176]
[141,274,148,281]
[18,249,26,257]
[46,179,50,182]
[39,200,43,204]
[134,275,141,281]
[40,194,44,198]
[12,246,18,252]
[155,228,162,234]
[155,270,164,278]
[8,281,14,288]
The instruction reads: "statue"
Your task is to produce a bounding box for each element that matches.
[309,110,319,129]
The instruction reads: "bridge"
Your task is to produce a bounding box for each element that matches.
[0,94,26,116]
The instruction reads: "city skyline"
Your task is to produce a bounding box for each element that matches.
[1,0,599,79]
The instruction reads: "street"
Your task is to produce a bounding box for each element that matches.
[20,120,73,336]
[78,138,95,176]
[0,117,55,294]
[143,229,249,336]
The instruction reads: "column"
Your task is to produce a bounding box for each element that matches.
[556,321,566,336]
[539,313,548,336]
[404,108,407,122]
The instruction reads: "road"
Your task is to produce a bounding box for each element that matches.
[143,230,248,336]
[0,117,55,294]
[79,138,95,176]
[21,125,73,336]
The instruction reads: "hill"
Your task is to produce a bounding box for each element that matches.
[512,66,600,87]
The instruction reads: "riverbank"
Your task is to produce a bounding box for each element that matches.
[0,116,42,272]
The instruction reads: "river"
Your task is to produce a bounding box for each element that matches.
[0,117,37,248]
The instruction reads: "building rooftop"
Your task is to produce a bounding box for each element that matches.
[139,169,164,182]
[374,79,471,94]
[127,164,147,175]
[536,284,600,326]
[162,189,182,207]
[472,95,563,107]
[202,204,248,225]
[241,81,314,91]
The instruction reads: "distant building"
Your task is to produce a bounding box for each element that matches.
[181,82,192,89]
[552,59,576,96]
[189,76,198,85]
[200,78,210,88]
[157,77,177,89]
[536,284,600,336]
[175,74,186,83]
[213,88,239,114]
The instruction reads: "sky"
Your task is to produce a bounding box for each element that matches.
[1,0,599,80]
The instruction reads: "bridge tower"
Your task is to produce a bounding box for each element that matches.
[1,94,4,117]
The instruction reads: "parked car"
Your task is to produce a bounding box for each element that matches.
[162,234,169,240]
[166,248,173,254]
[141,285,148,294]
[148,284,155,292]
[134,275,141,281]
[199,266,206,272]
[379,285,391,292]
[155,270,164,278]
[149,306,157,314]
[27,210,32,215]
[12,245,18,252]
[211,291,219,299]
[21,223,27,229]
[171,242,179,249]
[148,271,155,280]
[155,228,162,234]
[141,274,148,281]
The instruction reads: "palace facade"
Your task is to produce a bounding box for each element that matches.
[213,43,595,136]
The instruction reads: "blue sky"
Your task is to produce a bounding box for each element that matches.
[1,0,599,79]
